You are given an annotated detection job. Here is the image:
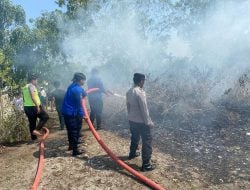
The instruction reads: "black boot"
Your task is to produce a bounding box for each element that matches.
[141,163,156,172]
[77,139,82,144]
[128,152,140,160]
[68,146,73,151]
[72,150,83,156]
[96,126,102,130]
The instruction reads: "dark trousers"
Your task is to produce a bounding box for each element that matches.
[129,121,152,164]
[24,106,49,140]
[64,115,82,152]
[89,97,103,128]
[56,106,64,130]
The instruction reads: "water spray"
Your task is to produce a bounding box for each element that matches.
[113,93,126,99]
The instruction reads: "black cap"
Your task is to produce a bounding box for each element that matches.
[133,73,145,84]
[72,72,86,81]
[28,73,38,82]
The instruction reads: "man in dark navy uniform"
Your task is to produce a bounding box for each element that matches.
[87,68,111,130]
[62,72,87,156]
[51,81,66,130]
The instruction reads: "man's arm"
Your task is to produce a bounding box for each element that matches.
[126,92,130,113]
[81,89,88,119]
[29,85,41,113]
[137,90,154,127]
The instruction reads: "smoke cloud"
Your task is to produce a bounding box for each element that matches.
[58,0,250,98]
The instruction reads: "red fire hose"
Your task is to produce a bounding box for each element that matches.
[31,127,49,190]
[30,88,165,190]
[83,88,165,190]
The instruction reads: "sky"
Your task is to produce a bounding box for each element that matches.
[11,0,61,22]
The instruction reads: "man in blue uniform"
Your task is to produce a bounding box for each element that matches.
[62,72,87,156]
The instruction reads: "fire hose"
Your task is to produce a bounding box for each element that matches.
[31,127,49,190]
[83,88,165,190]
[30,88,165,190]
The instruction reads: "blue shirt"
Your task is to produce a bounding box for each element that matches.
[87,76,105,100]
[62,82,87,117]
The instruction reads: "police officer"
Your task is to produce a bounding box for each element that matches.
[126,73,156,171]
[23,74,49,140]
[62,72,87,156]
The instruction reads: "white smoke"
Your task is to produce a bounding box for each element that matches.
[58,0,250,96]
[190,0,250,98]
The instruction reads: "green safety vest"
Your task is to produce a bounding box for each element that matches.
[22,84,41,106]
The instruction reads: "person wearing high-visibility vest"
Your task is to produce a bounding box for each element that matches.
[23,74,49,140]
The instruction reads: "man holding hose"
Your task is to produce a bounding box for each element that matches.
[87,68,112,130]
[126,73,156,171]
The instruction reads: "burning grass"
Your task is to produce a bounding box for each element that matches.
[103,70,250,186]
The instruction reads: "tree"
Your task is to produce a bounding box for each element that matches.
[0,0,25,48]
[11,10,66,84]
[56,0,89,18]
[0,0,26,89]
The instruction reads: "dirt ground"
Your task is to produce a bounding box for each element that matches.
[0,106,249,190]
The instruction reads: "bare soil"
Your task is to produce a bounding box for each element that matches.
[0,102,249,190]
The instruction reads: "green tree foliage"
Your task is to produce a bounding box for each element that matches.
[12,10,65,83]
[32,10,67,82]
[0,0,26,89]
[56,0,89,18]
[0,0,25,48]
[0,49,12,88]
[0,1,66,87]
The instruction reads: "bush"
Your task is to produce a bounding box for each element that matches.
[0,107,30,143]
[0,92,30,143]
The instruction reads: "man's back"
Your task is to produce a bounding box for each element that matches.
[126,86,153,126]
[87,76,105,99]
[62,82,86,117]
[51,88,65,108]
[127,87,144,123]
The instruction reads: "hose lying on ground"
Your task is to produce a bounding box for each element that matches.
[83,88,165,190]
[31,127,49,190]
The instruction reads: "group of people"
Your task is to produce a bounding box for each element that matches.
[22,70,155,171]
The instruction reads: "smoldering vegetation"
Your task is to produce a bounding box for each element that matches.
[57,0,250,186]
[104,68,250,185]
